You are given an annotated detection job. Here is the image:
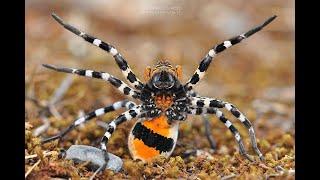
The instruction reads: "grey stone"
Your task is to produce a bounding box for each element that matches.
[65,145,123,172]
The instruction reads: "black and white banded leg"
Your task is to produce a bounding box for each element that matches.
[99,105,143,161]
[186,90,217,150]
[43,64,140,99]
[51,13,144,90]
[186,90,200,97]
[190,97,264,160]
[41,100,136,143]
[188,107,253,161]
[185,15,277,90]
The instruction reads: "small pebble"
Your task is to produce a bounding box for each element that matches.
[64,145,123,172]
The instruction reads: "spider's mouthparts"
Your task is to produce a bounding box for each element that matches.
[154,82,174,89]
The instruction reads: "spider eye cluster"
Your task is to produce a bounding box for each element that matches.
[152,71,175,89]
[145,60,181,90]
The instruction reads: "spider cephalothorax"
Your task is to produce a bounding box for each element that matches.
[141,60,188,121]
[144,60,182,91]
[42,13,276,167]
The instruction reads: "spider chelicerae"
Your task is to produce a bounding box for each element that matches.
[42,13,276,165]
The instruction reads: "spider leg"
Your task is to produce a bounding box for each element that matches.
[41,100,136,143]
[202,114,217,150]
[186,91,217,149]
[43,64,140,99]
[51,13,144,90]
[99,105,143,162]
[190,97,264,160]
[188,107,253,161]
[186,90,199,97]
[185,15,277,90]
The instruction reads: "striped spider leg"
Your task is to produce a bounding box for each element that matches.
[186,90,217,150]
[51,13,144,90]
[42,64,141,99]
[185,15,277,90]
[189,96,264,161]
[188,107,254,161]
[99,105,144,164]
[41,100,136,143]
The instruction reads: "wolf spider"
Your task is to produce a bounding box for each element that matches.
[42,13,276,166]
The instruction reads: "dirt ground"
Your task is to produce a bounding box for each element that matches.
[25,1,294,179]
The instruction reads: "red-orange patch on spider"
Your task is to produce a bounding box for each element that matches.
[131,139,160,161]
[142,114,170,137]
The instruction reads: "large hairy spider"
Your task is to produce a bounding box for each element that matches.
[42,13,276,165]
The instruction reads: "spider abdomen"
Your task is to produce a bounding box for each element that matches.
[128,115,179,161]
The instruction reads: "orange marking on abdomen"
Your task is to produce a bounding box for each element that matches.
[132,139,160,161]
[142,114,170,137]
[128,115,179,161]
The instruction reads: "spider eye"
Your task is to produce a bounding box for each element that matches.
[152,71,175,89]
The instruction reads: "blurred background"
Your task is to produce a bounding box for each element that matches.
[25,0,294,178]
[26,0,294,130]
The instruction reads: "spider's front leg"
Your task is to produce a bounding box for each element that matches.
[190,96,264,161]
[51,13,144,90]
[100,105,144,164]
[41,100,136,143]
[185,15,276,90]
[43,64,140,100]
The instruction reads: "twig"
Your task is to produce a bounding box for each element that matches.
[48,75,73,106]
[25,65,39,98]
[28,75,74,135]
[47,74,74,119]
[48,105,62,120]
[27,74,73,111]
[258,163,272,170]
[275,165,285,172]
[33,116,50,137]
[266,170,295,179]
[221,174,236,180]
[25,159,41,178]
[25,151,57,160]
[89,165,104,180]
[25,96,46,108]
[265,165,295,179]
